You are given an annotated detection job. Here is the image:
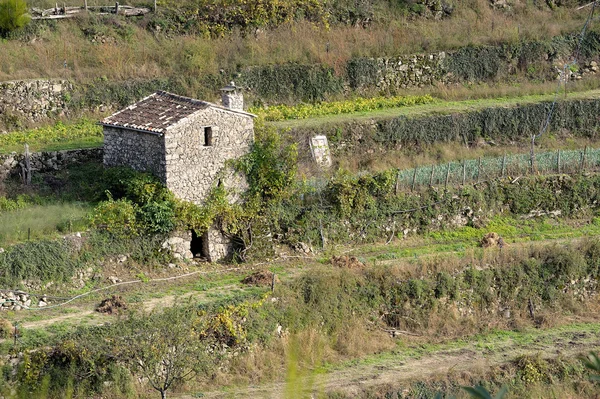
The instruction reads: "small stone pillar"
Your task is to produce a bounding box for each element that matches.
[221,82,244,111]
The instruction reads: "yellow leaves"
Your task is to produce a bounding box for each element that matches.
[203,296,268,346]
[250,94,436,121]
[0,119,102,153]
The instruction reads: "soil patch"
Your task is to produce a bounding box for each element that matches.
[242,270,275,286]
[481,232,506,248]
[96,295,127,315]
[331,255,365,269]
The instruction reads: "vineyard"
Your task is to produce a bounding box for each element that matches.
[0,119,102,153]
[395,147,600,190]
[250,95,436,121]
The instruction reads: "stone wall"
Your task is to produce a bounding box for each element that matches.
[164,107,254,204]
[0,148,103,188]
[103,126,166,180]
[161,227,233,262]
[346,52,452,92]
[0,79,74,131]
[204,226,233,262]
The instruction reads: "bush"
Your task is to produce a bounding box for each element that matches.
[90,197,139,238]
[0,0,29,37]
[0,318,13,339]
[0,240,79,286]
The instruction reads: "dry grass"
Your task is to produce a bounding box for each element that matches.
[331,135,600,174]
[0,1,591,86]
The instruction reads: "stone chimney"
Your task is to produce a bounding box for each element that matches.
[220,81,244,111]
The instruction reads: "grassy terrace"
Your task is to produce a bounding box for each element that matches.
[1,1,589,83]
[10,214,600,334]
[0,119,102,154]
[273,87,600,129]
[4,85,600,154]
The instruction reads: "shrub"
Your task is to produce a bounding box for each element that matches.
[0,318,13,339]
[0,0,30,37]
[90,197,139,238]
[139,201,176,234]
[0,240,79,286]
[236,125,298,203]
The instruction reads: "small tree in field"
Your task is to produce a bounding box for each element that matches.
[0,0,30,37]
[118,307,211,399]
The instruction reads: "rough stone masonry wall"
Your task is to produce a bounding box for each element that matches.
[346,52,451,92]
[103,126,166,181]
[0,79,73,131]
[164,107,254,204]
[0,148,103,189]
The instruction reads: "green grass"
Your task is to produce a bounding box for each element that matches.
[0,119,103,154]
[353,215,600,264]
[273,88,600,129]
[0,203,91,245]
[426,216,599,243]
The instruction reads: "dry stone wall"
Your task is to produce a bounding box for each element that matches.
[163,107,254,204]
[103,126,166,180]
[0,79,73,130]
[0,148,103,188]
[0,290,49,311]
[346,52,452,92]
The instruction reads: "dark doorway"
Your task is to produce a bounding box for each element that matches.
[190,230,209,259]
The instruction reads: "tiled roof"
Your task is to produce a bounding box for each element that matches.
[100,91,211,134]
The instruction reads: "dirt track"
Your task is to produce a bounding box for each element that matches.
[189,325,600,399]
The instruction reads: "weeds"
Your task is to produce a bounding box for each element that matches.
[0,203,90,246]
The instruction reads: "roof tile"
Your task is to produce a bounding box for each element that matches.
[100,91,210,134]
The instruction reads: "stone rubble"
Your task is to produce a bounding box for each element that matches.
[0,291,50,311]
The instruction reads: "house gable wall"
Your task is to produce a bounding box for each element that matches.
[163,107,254,204]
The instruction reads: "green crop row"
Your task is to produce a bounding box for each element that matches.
[250,95,436,121]
[0,119,103,153]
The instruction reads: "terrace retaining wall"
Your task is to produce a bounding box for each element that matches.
[0,148,103,188]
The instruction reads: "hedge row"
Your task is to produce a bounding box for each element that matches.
[289,97,600,157]
[262,173,600,250]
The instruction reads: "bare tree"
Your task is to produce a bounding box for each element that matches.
[118,307,211,399]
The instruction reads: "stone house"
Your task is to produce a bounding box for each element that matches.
[100,84,254,262]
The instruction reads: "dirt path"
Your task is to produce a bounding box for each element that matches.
[20,283,241,330]
[193,325,600,399]
[14,233,586,331]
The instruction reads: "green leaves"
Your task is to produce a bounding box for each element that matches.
[581,351,600,382]
[463,385,508,399]
[237,125,298,203]
[250,95,436,121]
[0,0,29,37]
[116,307,212,398]
[90,197,139,238]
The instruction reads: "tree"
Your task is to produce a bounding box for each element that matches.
[117,307,212,399]
[0,0,30,37]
